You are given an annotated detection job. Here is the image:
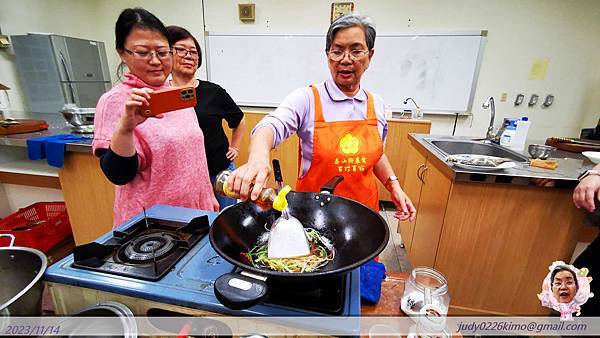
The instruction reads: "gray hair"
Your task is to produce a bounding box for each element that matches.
[325,13,376,52]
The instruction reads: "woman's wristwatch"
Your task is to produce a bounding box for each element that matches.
[578,170,600,182]
[385,175,398,189]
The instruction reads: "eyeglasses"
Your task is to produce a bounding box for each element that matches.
[123,48,173,61]
[327,49,369,61]
[172,46,199,60]
[553,280,575,288]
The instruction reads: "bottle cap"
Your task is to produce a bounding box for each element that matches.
[272,185,292,211]
[522,117,529,121]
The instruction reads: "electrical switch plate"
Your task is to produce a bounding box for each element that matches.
[514,94,524,106]
[528,94,539,107]
[542,94,554,108]
[500,93,507,102]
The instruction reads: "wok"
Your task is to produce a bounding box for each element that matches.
[209,176,389,310]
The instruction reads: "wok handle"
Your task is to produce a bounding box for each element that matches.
[214,273,268,310]
[320,175,345,194]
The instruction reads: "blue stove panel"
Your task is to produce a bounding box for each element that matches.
[45,204,360,318]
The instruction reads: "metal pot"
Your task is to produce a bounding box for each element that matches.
[60,104,95,127]
[58,301,137,338]
[209,176,390,309]
[0,234,47,316]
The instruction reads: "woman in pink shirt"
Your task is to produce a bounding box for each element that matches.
[93,7,217,227]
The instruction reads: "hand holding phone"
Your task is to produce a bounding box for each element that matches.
[140,86,197,117]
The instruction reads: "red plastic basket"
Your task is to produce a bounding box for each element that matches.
[0,202,72,252]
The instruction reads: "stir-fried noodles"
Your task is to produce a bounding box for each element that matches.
[242,228,334,273]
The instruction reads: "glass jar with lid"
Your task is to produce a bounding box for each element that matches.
[401,267,450,318]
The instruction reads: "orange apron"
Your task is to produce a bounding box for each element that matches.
[296,85,383,211]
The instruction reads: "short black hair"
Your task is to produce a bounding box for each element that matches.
[114,8,170,78]
[551,265,579,291]
[115,7,170,52]
[166,25,203,68]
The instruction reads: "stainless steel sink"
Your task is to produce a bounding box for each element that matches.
[428,140,530,162]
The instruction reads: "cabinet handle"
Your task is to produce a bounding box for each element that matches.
[421,166,429,183]
[417,164,426,182]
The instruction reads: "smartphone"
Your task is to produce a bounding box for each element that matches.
[140,86,197,117]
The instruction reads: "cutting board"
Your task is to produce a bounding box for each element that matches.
[545,137,600,153]
[0,119,48,135]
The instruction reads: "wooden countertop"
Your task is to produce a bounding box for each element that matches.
[361,271,409,316]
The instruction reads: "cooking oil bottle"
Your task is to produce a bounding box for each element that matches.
[213,170,291,211]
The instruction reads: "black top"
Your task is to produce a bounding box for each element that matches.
[195,80,243,176]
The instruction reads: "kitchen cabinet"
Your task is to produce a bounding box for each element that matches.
[398,143,452,263]
[399,135,586,315]
[59,152,114,245]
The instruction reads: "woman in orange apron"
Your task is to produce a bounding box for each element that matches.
[229,13,415,221]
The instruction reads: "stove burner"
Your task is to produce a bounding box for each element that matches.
[122,232,177,262]
[72,215,210,281]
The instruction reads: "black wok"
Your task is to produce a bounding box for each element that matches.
[209,176,390,310]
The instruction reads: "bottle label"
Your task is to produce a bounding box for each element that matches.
[222,181,237,198]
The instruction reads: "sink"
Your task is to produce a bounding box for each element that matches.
[429,140,530,162]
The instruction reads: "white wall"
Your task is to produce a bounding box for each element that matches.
[0,0,598,140]
[0,0,104,113]
[203,0,600,140]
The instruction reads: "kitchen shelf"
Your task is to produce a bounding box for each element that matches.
[0,160,60,189]
[0,160,59,177]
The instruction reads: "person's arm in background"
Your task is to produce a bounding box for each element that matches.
[574,163,600,212]
[373,155,416,221]
[226,120,246,160]
[217,85,247,161]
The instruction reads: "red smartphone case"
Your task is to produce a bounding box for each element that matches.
[140,86,197,117]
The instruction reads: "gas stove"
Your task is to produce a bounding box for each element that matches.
[44,205,360,318]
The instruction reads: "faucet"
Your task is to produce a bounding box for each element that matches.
[482,96,496,143]
[403,97,422,119]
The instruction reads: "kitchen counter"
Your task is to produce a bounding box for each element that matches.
[0,111,92,153]
[361,272,408,316]
[410,133,594,185]
[399,133,590,315]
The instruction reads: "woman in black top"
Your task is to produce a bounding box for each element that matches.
[167,25,246,210]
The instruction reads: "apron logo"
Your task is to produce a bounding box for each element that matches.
[339,132,360,155]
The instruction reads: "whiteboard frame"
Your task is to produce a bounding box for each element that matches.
[205,31,487,116]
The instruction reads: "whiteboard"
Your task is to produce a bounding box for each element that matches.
[206,32,486,114]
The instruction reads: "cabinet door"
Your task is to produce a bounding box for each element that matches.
[408,160,452,267]
[377,121,431,200]
[397,143,426,252]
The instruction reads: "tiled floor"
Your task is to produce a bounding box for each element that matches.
[378,203,413,273]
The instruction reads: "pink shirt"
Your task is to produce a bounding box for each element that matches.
[93,73,214,227]
[253,78,388,177]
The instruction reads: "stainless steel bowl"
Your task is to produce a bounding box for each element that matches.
[60,105,95,127]
[528,144,556,159]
